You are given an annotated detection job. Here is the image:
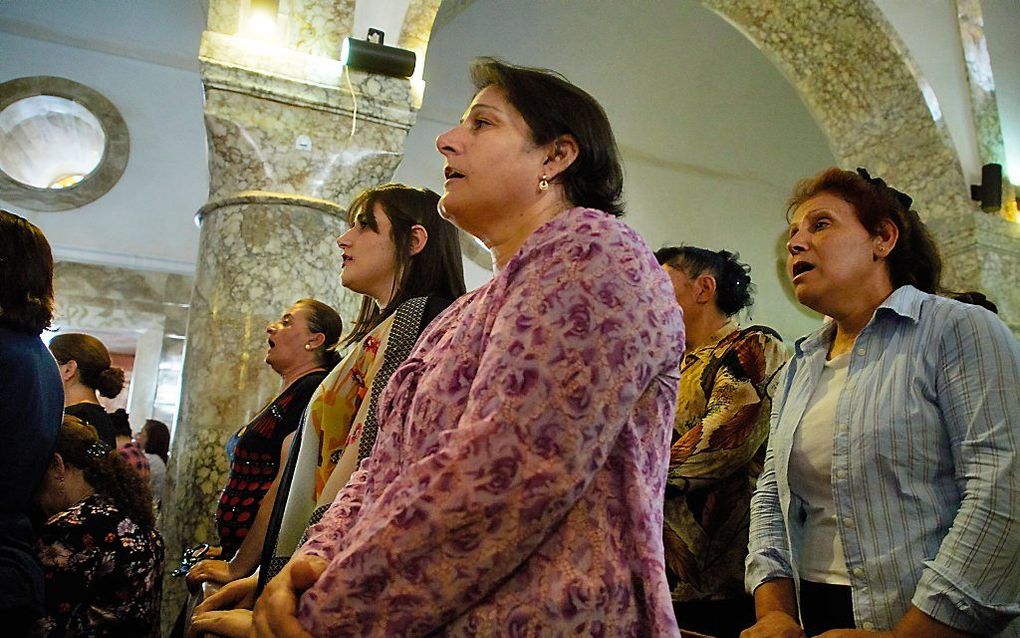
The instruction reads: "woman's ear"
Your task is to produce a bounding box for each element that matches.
[59,360,77,383]
[306,332,326,350]
[543,134,580,182]
[409,224,429,256]
[51,453,67,479]
[696,274,718,304]
[873,218,900,259]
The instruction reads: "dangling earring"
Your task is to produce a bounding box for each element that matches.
[539,175,549,192]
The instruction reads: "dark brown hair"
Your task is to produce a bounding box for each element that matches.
[341,184,466,348]
[49,333,126,398]
[786,167,942,293]
[55,415,155,529]
[294,298,343,368]
[142,419,170,465]
[470,58,624,216]
[0,209,55,335]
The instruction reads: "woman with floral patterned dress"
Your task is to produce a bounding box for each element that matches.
[33,416,163,637]
[250,58,686,637]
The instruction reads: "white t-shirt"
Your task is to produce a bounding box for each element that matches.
[788,351,851,585]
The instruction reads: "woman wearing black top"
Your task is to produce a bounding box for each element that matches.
[187,299,342,578]
[48,333,124,448]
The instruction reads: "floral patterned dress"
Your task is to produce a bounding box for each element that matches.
[296,208,686,637]
[34,494,163,637]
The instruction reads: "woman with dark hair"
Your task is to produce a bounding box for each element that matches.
[743,168,1020,637]
[654,246,787,638]
[48,333,125,447]
[138,419,171,511]
[111,408,151,482]
[186,299,341,586]
[188,184,465,637]
[0,210,64,635]
[252,59,684,637]
[33,415,163,637]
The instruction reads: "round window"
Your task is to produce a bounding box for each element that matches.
[0,77,129,211]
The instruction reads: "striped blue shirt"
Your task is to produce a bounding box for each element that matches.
[746,286,1020,635]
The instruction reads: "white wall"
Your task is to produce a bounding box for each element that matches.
[395,0,836,341]
[0,32,208,272]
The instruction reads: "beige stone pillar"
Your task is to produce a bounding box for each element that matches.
[160,3,422,629]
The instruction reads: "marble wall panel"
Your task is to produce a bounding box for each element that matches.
[203,87,407,202]
[51,262,194,431]
[286,0,356,57]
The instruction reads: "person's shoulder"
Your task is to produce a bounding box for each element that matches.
[513,207,655,280]
[737,324,785,345]
[293,370,328,392]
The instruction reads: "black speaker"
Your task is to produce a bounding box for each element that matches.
[970,163,1003,213]
[340,35,416,79]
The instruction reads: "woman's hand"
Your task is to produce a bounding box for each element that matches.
[192,574,259,615]
[188,609,253,638]
[739,611,807,638]
[251,555,327,638]
[186,559,240,588]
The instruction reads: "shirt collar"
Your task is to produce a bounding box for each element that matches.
[793,285,923,356]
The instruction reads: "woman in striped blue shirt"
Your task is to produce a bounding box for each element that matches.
[743,168,1019,638]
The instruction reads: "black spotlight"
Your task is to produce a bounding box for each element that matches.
[970,163,1003,213]
[340,29,416,79]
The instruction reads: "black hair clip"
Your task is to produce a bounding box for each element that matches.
[85,440,111,459]
[856,167,913,211]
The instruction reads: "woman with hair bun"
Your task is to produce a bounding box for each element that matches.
[654,246,787,638]
[744,167,1020,637]
[33,415,163,637]
[48,333,125,447]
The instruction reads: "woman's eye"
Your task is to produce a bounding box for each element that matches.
[471,118,490,130]
[813,219,829,231]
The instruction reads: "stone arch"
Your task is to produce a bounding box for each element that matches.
[404,0,1020,323]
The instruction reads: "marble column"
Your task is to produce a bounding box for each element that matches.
[160,4,422,629]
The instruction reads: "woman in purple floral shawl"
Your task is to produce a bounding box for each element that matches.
[253,58,686,638]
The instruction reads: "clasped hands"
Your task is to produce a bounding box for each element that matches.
[188,555,327,638]
[738,611,895,638]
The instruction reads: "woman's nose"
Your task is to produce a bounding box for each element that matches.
[436,126,458,156]
[787,231,806,255]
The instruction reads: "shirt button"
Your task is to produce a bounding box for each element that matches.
[853,567,865,577]
[843,517,855,528]
[862,622,875,631]
[836,469,847,479]
[856,347,866,356]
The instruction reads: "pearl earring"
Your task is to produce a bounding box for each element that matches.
[304,344,311,350]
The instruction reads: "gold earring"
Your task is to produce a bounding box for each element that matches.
[539,175,549,191]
